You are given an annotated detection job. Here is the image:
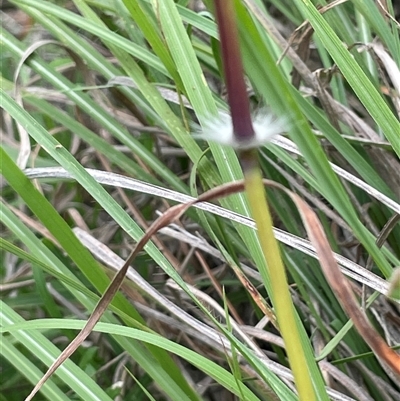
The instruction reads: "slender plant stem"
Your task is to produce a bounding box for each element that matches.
[212,0,318,397]
[242,152,317,401]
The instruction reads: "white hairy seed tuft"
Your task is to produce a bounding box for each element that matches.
[193,111,288,149]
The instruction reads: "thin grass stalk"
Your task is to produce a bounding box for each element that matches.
[212,2,317,399]
[241,152,316,401]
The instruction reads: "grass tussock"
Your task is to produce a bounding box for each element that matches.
[1,1,400,400]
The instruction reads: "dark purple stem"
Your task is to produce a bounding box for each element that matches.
[214,0,254,142]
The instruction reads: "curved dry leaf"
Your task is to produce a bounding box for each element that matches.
[14,40,93,169]
[24,200,191,400]
[13,41,61,168]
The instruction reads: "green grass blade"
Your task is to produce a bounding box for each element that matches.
[11,0,168,75]
[2,318,291,401]
[0,336,71,401]
[0,303,114,401]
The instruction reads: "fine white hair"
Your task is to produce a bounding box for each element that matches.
[193,110,288,149]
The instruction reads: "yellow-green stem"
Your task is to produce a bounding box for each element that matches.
[243,161,317,401]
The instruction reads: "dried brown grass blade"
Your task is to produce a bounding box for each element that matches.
[275,183,400,377]
[24,203,189,400]
[24,181,244,400]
